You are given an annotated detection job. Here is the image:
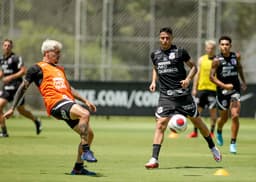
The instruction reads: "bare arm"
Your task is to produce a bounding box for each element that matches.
[182,59,197,89]
[210,58,233,90]
[71,87,97,112]
[4,80,31,119]
[149,66,158,92]
[236,53,247,91]
[192,57,202,96]
[0,70,4,79]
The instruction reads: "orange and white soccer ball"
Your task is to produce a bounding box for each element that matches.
[168,114,188,133]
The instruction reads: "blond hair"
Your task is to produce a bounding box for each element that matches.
[205,40,216,47]
[41,39,62,54]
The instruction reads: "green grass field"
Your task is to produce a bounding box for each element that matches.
[0,116,255,182]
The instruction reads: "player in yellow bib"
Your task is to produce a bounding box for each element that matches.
[188,40,217,138]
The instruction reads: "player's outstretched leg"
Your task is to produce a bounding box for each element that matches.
[190,116,222,162]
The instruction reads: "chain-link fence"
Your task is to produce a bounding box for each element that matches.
[1,0,256,82]
[0,0,256,111]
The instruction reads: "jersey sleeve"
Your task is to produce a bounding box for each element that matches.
[25,64,43,86]
[12,55,24,69]
[150,52,155,65]
[180,48,191,62]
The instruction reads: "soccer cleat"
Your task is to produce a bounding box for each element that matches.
[71,168,96,176]
[211,147,222,162]
[0,132,9,138]
[145,157,159,169]
[187,131,198,138]
[81,150,97,162]
[216,133,223,146]
[230,143,237,154]
[35,119,42,135]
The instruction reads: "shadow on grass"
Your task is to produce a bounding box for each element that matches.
[65,172,105,177]
[148,166,223,177]
[10,136,47,139]
[156,166,223,170]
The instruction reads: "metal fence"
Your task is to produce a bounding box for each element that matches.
[1,0,255,82]
[0,0,256,112]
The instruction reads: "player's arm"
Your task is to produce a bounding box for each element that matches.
[182,59,197,89]
[3,65,39,119]
[210,58,233,90]
[149,66,158,92]
[192,57,202,96]
[4,80,31,119]
[236,53,247,91]
[0,70,4,79]
[71,87,97,112]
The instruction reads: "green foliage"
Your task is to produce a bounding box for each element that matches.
[80,41,132,80]
[14,20,74,66]
[1,0,255,81]
[220,2,256,39]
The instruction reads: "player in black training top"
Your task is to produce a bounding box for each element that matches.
[210,36,247,154]
[0,39,42,137]
[144,27,222,169]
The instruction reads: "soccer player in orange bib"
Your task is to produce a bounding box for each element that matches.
[4,39,97,175]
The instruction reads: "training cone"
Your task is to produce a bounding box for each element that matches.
[168,132,179,139]
[213,169,229,176]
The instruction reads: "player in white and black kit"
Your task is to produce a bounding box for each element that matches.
[145,27,222,169]
[210,36,247,154]
[0,39,42,137]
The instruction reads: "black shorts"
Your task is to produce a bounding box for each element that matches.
[216,91,240,110]
[155,94,199,118]
[0,89,25,106]
[196,90,216,109]
[50,99,79,129]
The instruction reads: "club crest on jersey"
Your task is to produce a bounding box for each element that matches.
[169,52,175,60]
[231,59,237,65]
[157,106,163,114]
[222,100,228,107]
[8,58,12,64]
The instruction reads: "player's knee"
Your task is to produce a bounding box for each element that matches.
[80,110,90,121]
[156,121,167,131]
[231,113,239,121]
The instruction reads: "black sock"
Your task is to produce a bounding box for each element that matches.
[217,129,222,134]
[194,128,198,133]
[204,135,215,149]
[35,119,40,126]
[152,144,161,160]
[82,144,90,152]
[231,138,236,144]
[74,162,83,170]
[1,126,7,134]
